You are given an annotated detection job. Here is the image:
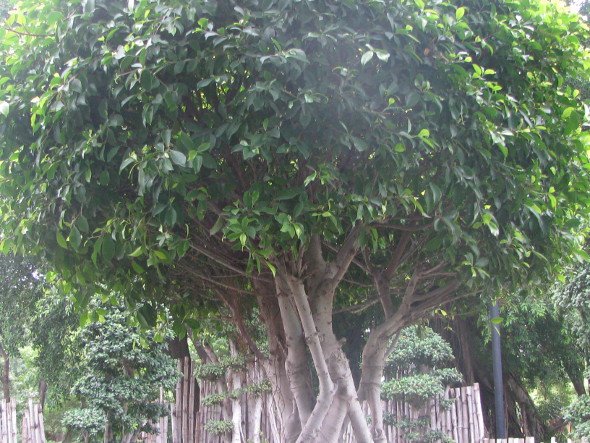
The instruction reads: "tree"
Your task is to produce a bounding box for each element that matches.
[382,325,461,442]
[62,299,177,443]
[0,254,43,401]
[0,0,589,441]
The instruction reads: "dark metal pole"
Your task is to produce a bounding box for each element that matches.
[490,303,506,438]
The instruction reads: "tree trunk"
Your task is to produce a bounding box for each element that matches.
[277,272,373,443]
[255,280,302,442]
[276,280,314,427]
[0,343,10,401]
[38,379,47,411]
[285,275,336,442]
[104,422,113,443]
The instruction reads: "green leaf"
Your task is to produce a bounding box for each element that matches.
[102,237,116,262]
[0,101,9,117]
[276,188,300,201]
[56,231,68,249]
[129,246,144,257]
[210,216,224,236]
[285,48,308,63]
[68,225,81,249]
[137,304,157,327]
[429,183,441,205]
[140,70,159,91]
[361,51,374,65]
[76,215,89,233]
[169,150,187,166]
[456,7,465,20]
[120,157,135,172]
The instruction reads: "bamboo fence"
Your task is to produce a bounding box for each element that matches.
[484,440,589,443]
[0,399,16,443]
[20,399,45,443]
[340,383,487,443]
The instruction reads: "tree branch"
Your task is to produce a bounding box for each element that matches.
[325,224,364,294]
[383,231,411,281]
[177,263,254,295]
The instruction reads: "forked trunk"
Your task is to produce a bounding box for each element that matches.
[277,272,373,442]
[256,283,302,442]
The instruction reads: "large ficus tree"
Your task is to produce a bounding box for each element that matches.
[0,0,589,441]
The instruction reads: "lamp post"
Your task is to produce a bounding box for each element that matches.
[490,303,506,438]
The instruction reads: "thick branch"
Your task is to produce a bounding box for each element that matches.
[322,224,364,296]
[383,231,411,281]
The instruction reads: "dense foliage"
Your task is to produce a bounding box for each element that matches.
[0,0,587,302]
[0,0,589,440]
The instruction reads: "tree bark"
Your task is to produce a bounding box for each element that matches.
[276,282,314,426]
[255,280,302,442]
[38,379,47,411]
[285,274,336,442]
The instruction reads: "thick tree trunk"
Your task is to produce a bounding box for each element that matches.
[256,281,302,442]
[286,275,336,442]
[0,343,10,401]
[277,271,373,443]
[276,281,314,427]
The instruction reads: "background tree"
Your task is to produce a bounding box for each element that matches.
[0,254,43,401]
[62,299,177,443]
[382,325,461,442]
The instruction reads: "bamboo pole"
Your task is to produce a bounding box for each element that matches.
[36,403,46,443]
[22,413,29,443]
[461,387,469,443]
[474,383,486,439]
[188,358,195,443]
[1,399,7,443]
[182,357,190,443]
[170,403,177,443]
[451,389,460,442]
[466,385,476,441]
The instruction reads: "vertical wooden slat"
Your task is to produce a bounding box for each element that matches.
[182,356,190,443]
[1,399,7,443]
[466,385,476,441]
[445,390,452,441]
[36,404,46,443]
[170,403,177,443]
[22,413,29,443]
[188,358,195,443]
[429,397,436,433]
[461,387,469,443]
[10,399,16,443]
[451,389,460,442]
[474,383,486,439]
[174,359,183,443]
